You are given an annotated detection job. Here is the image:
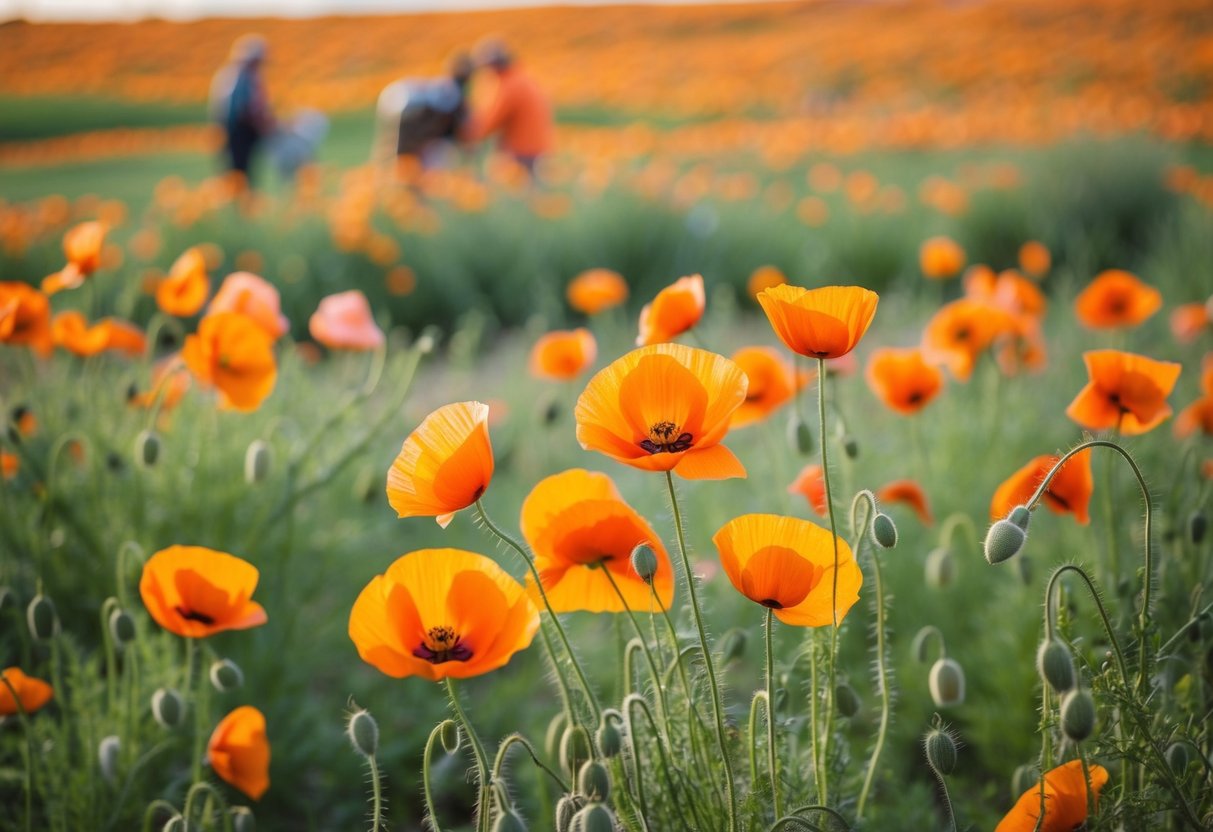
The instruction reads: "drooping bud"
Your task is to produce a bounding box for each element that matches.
[136,429,161,467]
[544,713,567,760]
[555,795,583,832]
[1008,505,1032,530]
[560,725,592,776]
[209,659,244,692]
[788,414,813,456]
[929,658,965,707]
[842,435,859,459]
[719,629,747,663]
[1035,639,1076,693]
[1011,764,1035,797]
[872,513,898,549]
[984,519,1026,564]
[834,682,861,718]
[923,727,958,774]
[108,607,137,647]
[595,716,622,758]
[244,440,271,484]
[98,735,121,785]
[629,544,658,582]
[493,809,528,832]
[347,708,379,758]
[230,807,256,832]
[570,803,616,832]
[577,760,611,802]
[1190,511,1208,545]
[151,687,185,730]
[911,627,935,664]
[27,594,60,641]
[1060,689,1096,742]
[1165,742,1192,775]
[925,547,955,588]
[439,719,461,755]
[541,397,561,427]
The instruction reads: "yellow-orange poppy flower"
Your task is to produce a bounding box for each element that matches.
[1017,240,1051,278]
[994,270,1047,319]
[636,274,705,346]
[1066,350,1181,435]
[919,236,966,280]
[922,298,1019,382]
[348,548,539,681]
[567,268,629,315]
[1175,355,1213,438]
[729,346,803,428]
[713,513,861,626]
[130,355,191,411]
[995,760,1108,832]
[156,247,210,317]
[962,264,997,299]
[308,290,384,352]
[865,347,944,415]
[0,667,53,715]
[1170,302,1209,344]
[208,706,271,800]
[575,343,747,480]
[747,265,787,299]
[42,221,106,295]
[1,450,18,480]
[520,469,674,613]
[756,284,879,360]
[990,450,1093,525]
[387,401,494,528]
[1075,270,1163,329]
[995,318,1050,377]
[875,479,934,525]
[206,272,289,340]
[139,545,268,638]
[51,312,146,358]
[788,464,827,517]
[529,329,597,381]
[0,282,53,356]
[182,312,277,412]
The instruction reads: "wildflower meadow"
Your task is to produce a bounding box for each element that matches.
[1,1,1212,830]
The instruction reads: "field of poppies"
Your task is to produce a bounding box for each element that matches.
[2,2,1213,831]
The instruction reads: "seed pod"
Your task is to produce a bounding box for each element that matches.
[244,440,271,484]
[595,717,622,758]
[788,414,813,456]
[571,803,616,832]
[231,807,256,832]
[136,429,161,467]
[1036,639,1076,693]
[560,725,592,775]
[1190,511,1208,545]
[923,728,957,774]
[630,545,658,582]
[577,760,611,802]
[98,735,121,785]
[834,682,861,718]
[924,547,955,588]
[27,594,59,641]
[152,688,185,730]
[929,658,965,707]
[872,513,898,549]
[1165,742,1191,775]
[555,795,583,832]
[347,708,379,758]
[1060,689,1096,742]
[209,659,244,692]
[493,809,528,832]
[984,519,1027,565]
[108,607,137,647]
[719,629,747,663]
[439,719,461,754]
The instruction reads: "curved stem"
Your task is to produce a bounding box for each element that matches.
[491,733,570,793]
[368,754,384,832]
[854,494,890,819]
[445,678,493,832]
[421,724,447,832]
[602,566,670,736]
[789,803,852,828]
[765,608,782,818]
[816,357,841,805]
[140,800,179,832]
[182,781,233,832]
[769,820,825,832]
[623,692,694,826]
[938,512,980,555]
[748,691,767,786]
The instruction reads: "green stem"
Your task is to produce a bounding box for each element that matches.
[851,491,889,819]
[765,608,782,818]
[421,724,447,832]
[808,631,823,803]
[190,641,209,787]
[368,754,383,832]
[445,678,493,832]
[602,566,671,738]
[748,691,767,786]
[491,733,570,793]
[140,800,179,832]
[815,356,841,805]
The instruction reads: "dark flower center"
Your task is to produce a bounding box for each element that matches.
[760,599,784,609]
[640,421,693,454]
[414,625,473,664]
[174,606,215,625]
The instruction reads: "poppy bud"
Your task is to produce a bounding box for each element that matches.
[719,629,747,663]
[555,795,583,832]
[27,593,59,641]
[925,547,955,588]
[1011,764,1034,797]
[929,658,965,707]
[98,735,121,785]
[493,809,527,832]
[595,716,622,758]
[106,451,125,473]
[788,415,814,456]
[135,429,161,467]
[415,331,437,355]
[834,682,861,718]
[125,382,140,403]
[911,627,935,664]
[544,713,567,760]
[108,608,136,647]
[843,435,859,459]
[1190,511,1208,545]
[162,815,185,832]
[209,659,244,692]
[439,719,461,754]
[984,519,1026,564]
[1060,689,1095,742]
[924,727,957,774]
[231,807,255,832]
[1036,639,1076,693]
[571,804,616,832]
[1165,742,1191,775]
[630,545,658,582]
[347,708,379,758]
[872,513,898,548]
[245,440,271,484]
[152,687,185,730]
[577,760,611,802]
[541,397,561,426]
[560,725,592,775]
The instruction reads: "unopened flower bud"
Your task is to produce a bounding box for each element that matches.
[560,725,592,775]
[719,629,747,663]
[244,440,271,484]
[440,719,461,754]
[98,735,121,785]
[1060,689,1095,742]
[347,708,379,758]
[911,627,935,664]
[209,659,244,692]
[984,519,1026,564]
[872,513,898,548]
[108,607,136,647]
[595,716,622,758]
[1008,505,1032,530]
[1190,511,1208,545]
[571,803,616,832]
[925,547,955,588]
[834,682,861,718]
[493,809,527,832]
[1165,742,1191,775]
[106,451,125,473]
[1011,764,1035,797]
[544,713,567,759]
[924,727,957,774]
[541,397,561,426]
[27,594,59,641]
[415,332,436,355]
[230,807,256,832]
[577,760,611,802]
[929,658,965,707]
[136,429,161,467]
[1036,639,1076,693]
[630,545,658,582]
[152,687,185,729]
[843,435,859,459]
[555,794,583,832]
[788,414,813,456]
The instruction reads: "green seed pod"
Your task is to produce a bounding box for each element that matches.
[872,513,898,549]
[347,708,379,758]
[555,795,583,832]
[244,439,271,484]
[788,414,813,456]
[1011,764,1035,797]
[108,607,136,647]
[925,547,955,589]
[630,544,658,582]
[27,594,59,641]
[719,629,747,663]
[1190,511,1208,545]
[595,717,622,758]
[923,728,957,774]
[1008,505,1032,530]
[984,519,1026,565]
[571,803,616,832]
[577,760,611,802]
[98,735,121,785]
[560,725,592,776]
[1060,689,1096,742]
[151,687,185,730]
[1165,742,1191,775]
[493,809,528,832]
[834,682,861,718]
[1036,639,1076,693]
[230,807,256,832]
[439,719,461,755]
[136,429,161,467]
[209,659,244,692]
[929,658,965,707]
[544,712,567,760]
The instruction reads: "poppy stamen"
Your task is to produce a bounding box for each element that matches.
[760,599,784,609]
[174,606,216,625]
[639,421,694,454]
[414,625,473,664]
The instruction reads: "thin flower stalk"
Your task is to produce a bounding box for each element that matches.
[815,356,843,804]
[851,490,890,819]
[765,607,782,818]
[601,566,672,739]
[445,678,493,832]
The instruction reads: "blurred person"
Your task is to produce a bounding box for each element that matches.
[462,38,554,177]
[268,108,329,183]
[372,53,475,180]
[209,35,276,191]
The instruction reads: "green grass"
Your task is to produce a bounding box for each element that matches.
[0,96,207,142]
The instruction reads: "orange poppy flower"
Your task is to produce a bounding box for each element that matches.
[130,355,191,411]
[962,264,997,299]
[636,274,706,346]
[1,451,18,480]
[1175,354,1213,438]
[875,479,934,525]
[387,401,494,528]
[529,328,597,381]
[756,284,879,360]
[994,270,1047,319]
[747,265,787,299]
[0,667,53,715]
[788,464,827,517]
[995,760,1108,832]
[308,290,384,351]
[208,706,271,800]
[922,298,1019,382]
[990,450,1093,525]
[156,247,210,317]
[575,343,747,480]
[729,346,803,428]
[520,469,674,613]
[42,221,106,295]
[865,347,944,415]
[1075,270,1163,329]
[206,272,289,340]
[139,545,268,638]
[51,312,146,358]
[1017,240,1051,278]
[567,268,629,315]
[182,312,277,412]
[0,282,53,356]
[713,513,861,626]
[1066,350,1181,435]
[919,236,966,280]
[1170,302,1209,344]
[996,318,1050,377]
[348,548,539,681]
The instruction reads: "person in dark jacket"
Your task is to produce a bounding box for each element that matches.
[210,35,275,191]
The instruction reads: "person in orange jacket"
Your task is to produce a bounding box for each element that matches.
[462,39,554,176]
